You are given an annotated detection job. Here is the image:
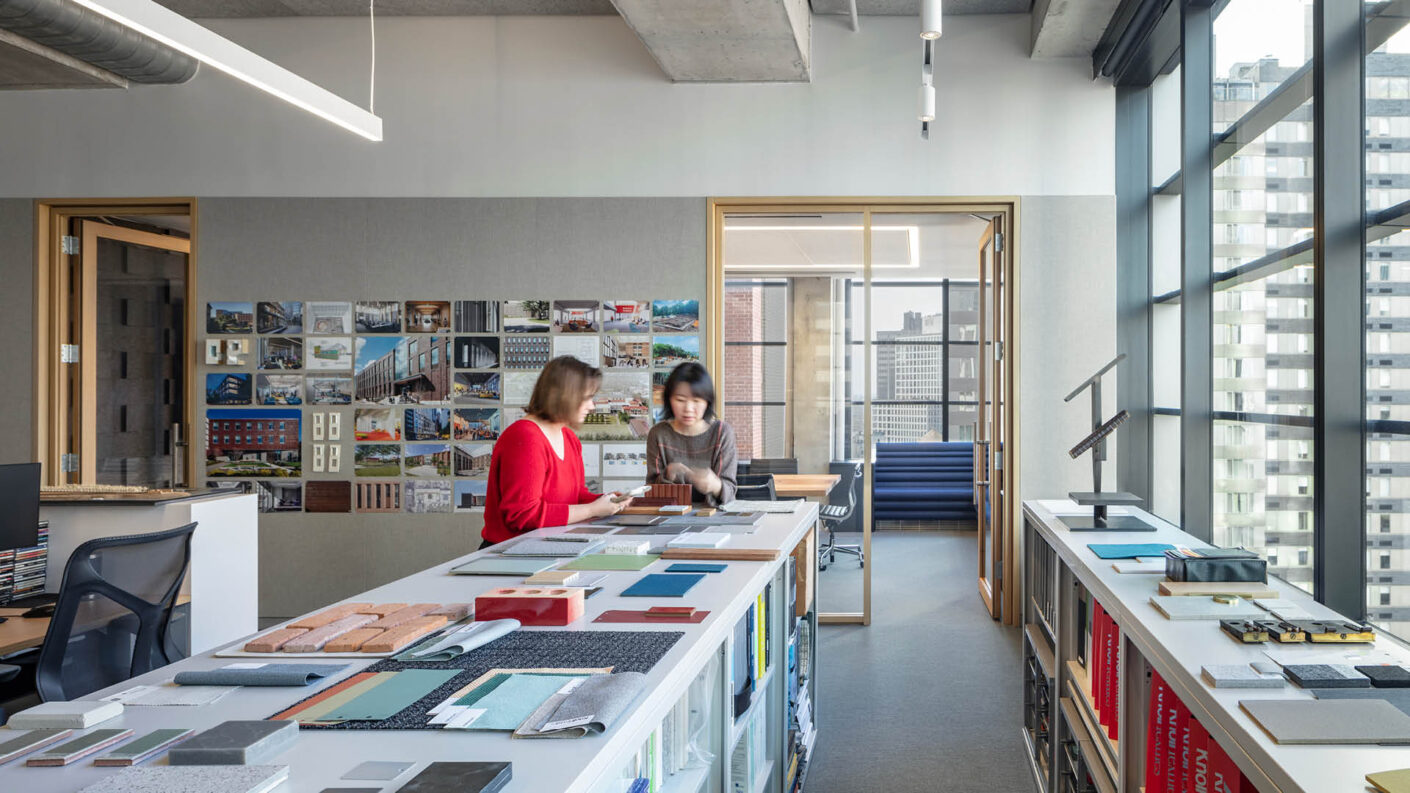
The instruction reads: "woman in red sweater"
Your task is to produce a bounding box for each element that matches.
[480,356,629,547]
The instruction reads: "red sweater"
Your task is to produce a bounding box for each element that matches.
[481,419,598,544]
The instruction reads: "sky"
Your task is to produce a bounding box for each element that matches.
[355,336,402,373]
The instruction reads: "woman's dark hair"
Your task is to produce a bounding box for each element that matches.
[661,362,716,422]
[527,356,602,426]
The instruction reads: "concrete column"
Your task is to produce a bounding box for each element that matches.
[790,277,834,474]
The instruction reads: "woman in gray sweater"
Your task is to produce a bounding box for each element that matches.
[646,362,738,506]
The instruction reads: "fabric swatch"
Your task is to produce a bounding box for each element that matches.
[1284,664,1373,689]
[453,673,586,730]
[449,557,557,576]
[621,573,705,598]
[559,554,660,571]
[320,669,460,721]
[1086,543,1175,559]
[664,563,727,573]
[1359,666,1410,688]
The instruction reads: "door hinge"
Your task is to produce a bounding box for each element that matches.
[60,344,79,364]
[995,450,1003,470]
[61,235,80,255]
[60,453,79,473]
[995,340,1004,362]
[994,231,1004,254]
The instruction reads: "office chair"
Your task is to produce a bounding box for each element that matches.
[35,522,196,701]
[747,458,798,475]
[819,462,864,570]
[733,474,777,501]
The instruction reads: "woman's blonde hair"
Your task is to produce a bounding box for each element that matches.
[527,356,602,426]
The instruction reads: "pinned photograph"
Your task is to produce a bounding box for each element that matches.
[455,300,500,333]
[603,335,650,368]
[652,371,669,420]
[582,443,601,478]
[306,337,352,371]
[404,443,452,477]
[256,374,303,405]
[259,337,303,370]
[653,335,700,368]
[224,338,250,365]
[579,371,652,441]
[404,407,452,441]
[651,299,699,333]
[355,481,402,512]
[601,300,650,333]
[206,408,301,477]
[207,302,253,334]
[206,373,251,405]
[454,372,501,405]
[552,300,599,333]
[503,406,527,426]
[306,301,353,335]
[355,301,402,333]
[354,407,401,441]
[454,443,493,477]
[405,301,452,332]
[553,335,600,367]
[454,408,501,441]
[503,371,538,406]
[354,336,452,405]
[502,337,549,369]
[454,480,488,512]
[406,480,453,513]
[256,480,303,513]
[503,300,550,333]
[455,335,500,369]
[257,302,303,334]
[602,443,648,478]
[354,444,401,477]
[204,339,223,365]
[308,377,354,405]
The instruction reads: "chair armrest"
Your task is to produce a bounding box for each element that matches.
[0,664,20,683]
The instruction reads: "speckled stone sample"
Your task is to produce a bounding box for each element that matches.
[76,764,289,793]
[168,720,298,766]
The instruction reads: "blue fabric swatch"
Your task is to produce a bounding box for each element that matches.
[664,563,727,574]
[621,573,705,597]
[462,673,586,730]
[1086,543,1175,559]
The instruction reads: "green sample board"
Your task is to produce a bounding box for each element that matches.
[558,553,660,571]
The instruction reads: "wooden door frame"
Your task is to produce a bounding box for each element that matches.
[707,197,1021,627]
[35,198,198,486]
[977,218,998,617]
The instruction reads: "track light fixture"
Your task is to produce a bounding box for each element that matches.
[921,0,942,40]
[919,81,936,123]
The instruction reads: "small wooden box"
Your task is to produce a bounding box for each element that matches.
[647,483,693,506]
[475,586,585,626]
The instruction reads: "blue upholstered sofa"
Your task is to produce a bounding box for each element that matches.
[872,442,976,522]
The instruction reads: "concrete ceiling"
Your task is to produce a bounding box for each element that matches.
[156,0,1031,16]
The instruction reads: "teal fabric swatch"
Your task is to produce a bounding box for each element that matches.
[1086,543,1175,559]
[321,669,459,721]
[460,673,586,730]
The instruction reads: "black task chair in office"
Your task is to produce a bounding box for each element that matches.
[734,474,777,501]
[35,522,197,701]
[818,462,864,571]
[747,458,799,476]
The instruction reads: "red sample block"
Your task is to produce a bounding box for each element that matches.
[474,586,585,626]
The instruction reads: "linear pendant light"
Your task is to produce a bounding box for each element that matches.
[66,0,383,141]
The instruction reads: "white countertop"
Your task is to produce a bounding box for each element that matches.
[1024,499,1410,793]
[0,504,817,793]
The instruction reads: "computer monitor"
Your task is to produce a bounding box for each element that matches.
[0,462,40,550]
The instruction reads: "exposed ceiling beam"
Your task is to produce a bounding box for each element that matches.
[609,0,811,82]
[1031,0,1123,58]
[0,26,126,88]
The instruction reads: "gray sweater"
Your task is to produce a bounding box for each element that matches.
[645,420,739,506]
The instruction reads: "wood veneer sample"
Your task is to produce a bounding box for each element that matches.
[324,628,386,653]
[305,480,352,512]
[361,616,448,653]
[660,548,779,561]
[289,603,375,630]
[366,603,439,629]
[283,614,376,652]
[244,627,309,653]
[1158,581,1279,599]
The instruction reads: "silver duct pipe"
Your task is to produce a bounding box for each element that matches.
[0,0,198,84]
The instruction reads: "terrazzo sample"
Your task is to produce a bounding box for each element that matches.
[75,764,290,793]
[168,720,298,765]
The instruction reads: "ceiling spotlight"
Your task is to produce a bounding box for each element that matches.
[919,82,936,123]
[921,0,942,40]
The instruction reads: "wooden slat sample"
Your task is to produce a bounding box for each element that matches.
[244,628,309,653]
[324,628,385,653]
[660,548,780,562]
[1158,581,1278,599]
[289,603,374,630]
[282,614,376,653]
[361,616,448,654]
[305,480,351,513]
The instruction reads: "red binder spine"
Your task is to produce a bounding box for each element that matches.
[1163,679,1181,793]
[1207,737,1242,793]
[1147,671,1167,791]
[1188,718,1210,793]
[1106,612,1119,740]
[1092,600,1106,715]
[1175,698,1192,793]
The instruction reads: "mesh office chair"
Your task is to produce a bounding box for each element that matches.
[36,522,196,701]
[819,462,863,570]
[734,474,777,501]
[747,458,798,475]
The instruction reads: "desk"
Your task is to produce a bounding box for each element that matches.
[0,595,194,657]
[771,473,840,500]
[3,505,820,793]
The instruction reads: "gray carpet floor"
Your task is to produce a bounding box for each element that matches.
[806,530,1034,793]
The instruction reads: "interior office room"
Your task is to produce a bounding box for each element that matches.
[0,0,1401,791]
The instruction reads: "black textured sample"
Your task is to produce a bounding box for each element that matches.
[1283,664,1372,689]
[1357,665,1410,688]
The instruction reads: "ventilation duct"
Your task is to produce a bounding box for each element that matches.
[0,0,197,83]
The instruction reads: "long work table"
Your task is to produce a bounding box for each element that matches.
[1,503,819,793]
[1023,499,1410,793]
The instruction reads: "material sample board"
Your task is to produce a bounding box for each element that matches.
[1240,699,1410,744]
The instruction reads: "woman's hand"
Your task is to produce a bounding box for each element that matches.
[665,462,692,483]
[591,492,629,518]
[667,463,721,496]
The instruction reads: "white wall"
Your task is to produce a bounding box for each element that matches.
[0,14,1112,198]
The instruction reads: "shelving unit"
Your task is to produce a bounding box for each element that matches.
[1021,498,1410,793]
